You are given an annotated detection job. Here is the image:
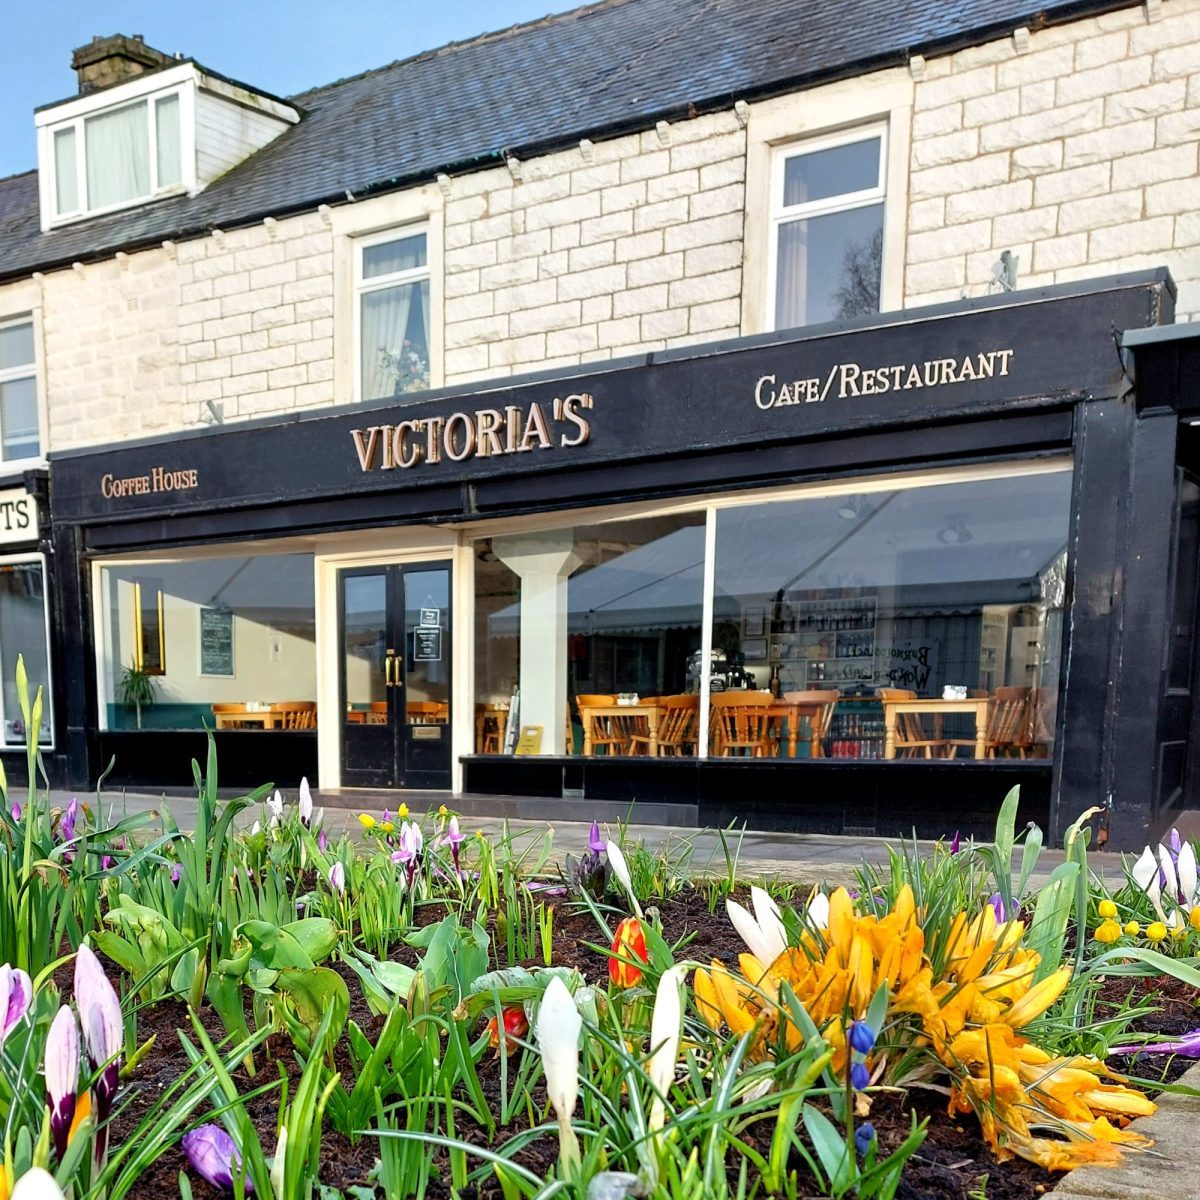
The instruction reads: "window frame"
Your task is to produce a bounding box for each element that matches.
[766,122,889,333]
[0,314,43,467]
[353,223,432,405]
[0,552,54,752]
[40,85,190,227]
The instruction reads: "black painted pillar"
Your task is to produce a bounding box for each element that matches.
[51,521,95,790]
[1054,396,1179,850]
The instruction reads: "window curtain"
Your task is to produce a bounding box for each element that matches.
[775,220,808,330]
[155,95,182,187]
[360,284,414,401]
[86,102,150,209]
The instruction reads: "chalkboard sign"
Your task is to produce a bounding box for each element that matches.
[413,626,442,662]
[199,607,235,676]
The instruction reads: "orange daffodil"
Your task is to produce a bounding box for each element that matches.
[693,885,1155,1172]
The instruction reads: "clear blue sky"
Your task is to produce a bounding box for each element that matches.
[0,1,576,178]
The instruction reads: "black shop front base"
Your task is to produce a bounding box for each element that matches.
[461,755,1050,841]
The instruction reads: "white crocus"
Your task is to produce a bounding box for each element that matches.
[11,1169,66,1200]
[727,885,787,966]
[270,1126,288,1200]
[1178,842,1199,908]
[806,889,831,930]
[268,790,284,828]
[299,777,313,827]
[536,975,582,1169]
[1132,846,1167,922]
[647,964,687,1133]
[605,840,643,920]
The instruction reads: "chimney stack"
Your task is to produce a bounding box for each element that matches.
[71,34,173,94]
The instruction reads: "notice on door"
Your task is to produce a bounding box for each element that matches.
[414,626,442,662]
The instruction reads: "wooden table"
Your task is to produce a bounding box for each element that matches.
[882,696,992,759]
[580,702,662,756]
[213,709,278,730]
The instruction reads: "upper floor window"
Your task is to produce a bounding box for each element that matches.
[770,125,887,330]
[49,91,183,222]
[356,228,431,402]
[0,318,39,463]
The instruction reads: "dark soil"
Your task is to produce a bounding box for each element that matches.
[99,890,1197,1199]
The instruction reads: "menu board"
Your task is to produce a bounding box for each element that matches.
[199,607,235,676]
[414,626,442,662]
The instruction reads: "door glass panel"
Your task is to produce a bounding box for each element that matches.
[343,573,387,721]
[404,569,449,725]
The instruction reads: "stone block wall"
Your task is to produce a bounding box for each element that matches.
[906,0,1200,319]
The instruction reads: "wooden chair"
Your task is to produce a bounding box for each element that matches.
[576,695,629,756]
[408,701,449,724]
[985,687,1033,758]
[876,688,950,758]
[269,701,316,730]
[710,691,774,757]
[782,690,839,758]
[629,694,699,756]
[211,703,251,730]
[366,701,389,725]
[476,703,508,753]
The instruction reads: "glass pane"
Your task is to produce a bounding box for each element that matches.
[362,234,427,279]
[54,128,78,214]
[155,94,182,186]
[98,553,316,730]
[0,377,39,461]
[343,574,387,718]
[360,280,430,400]
[404,569,449,721]
[783,137,881,206]
[775,203,883,328]
[708,470,1072,759]
[0,562,50,746]
[85,101,150,209]
[0,321,33,371]
[477,512,707,756]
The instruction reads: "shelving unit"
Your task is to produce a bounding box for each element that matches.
[825,696,886,759]
[769,594,879,688]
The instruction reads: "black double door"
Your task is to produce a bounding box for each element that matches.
[339,561,452,790]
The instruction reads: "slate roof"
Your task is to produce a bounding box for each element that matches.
[0,0,1135,283]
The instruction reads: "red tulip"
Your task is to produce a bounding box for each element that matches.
[609,916,648,988]
[486,1005,529,1054]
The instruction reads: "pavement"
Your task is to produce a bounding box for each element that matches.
[59,785,1111,889]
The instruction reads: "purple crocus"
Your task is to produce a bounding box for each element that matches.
[328,861,345,895]
[588,820,605,855]
[183,1124,252,1193]
[10,802,20,822]
[390,821,424,889]
[949,831,961,856]
[45,1005,79,1160]
[0,963,32,1047]
[318,830,327,853]
[59,798,78,847]
[1109,1029,1200,1058]
[170,862,182,885]
[75,944,124,1163]
[439,815,466,876]
[986,892,1007,923]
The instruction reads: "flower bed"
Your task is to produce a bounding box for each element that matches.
[0,666,1198,1200]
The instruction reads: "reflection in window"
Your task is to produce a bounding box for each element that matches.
[710,470,1072,759]
[0,560,53,747]
[98,554,316,731]
[475,513,706,755]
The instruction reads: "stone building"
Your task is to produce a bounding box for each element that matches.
[1,0,1199,846]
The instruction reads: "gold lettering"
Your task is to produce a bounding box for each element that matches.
[976,353,995,380]
[351,427,381,472]
[958,355,978,381]
[504,406,523,453]
[754,375,776,409]
[839,364,861,396]
[393,421,422,468]
[443,413,476,462]
[476,409,504,457]
[520,403,552,451]
[424,417,445,464]
[994,349,1014,376]
[559,394,591,447]
[380,425,396,470]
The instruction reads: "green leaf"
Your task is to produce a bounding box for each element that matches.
[275,967,350,1046]
[802,1105,852,1192]
[280,917,338,965]
[238,920,316,972]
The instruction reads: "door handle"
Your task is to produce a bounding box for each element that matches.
[385,650,396,687]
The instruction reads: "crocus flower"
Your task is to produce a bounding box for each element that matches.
[609,916,648,988]
[397,803,409,820]
[267,790,283,828]
[535,976,581,1168]
[439,815,465,876]
[318,830,327,853]
[75,943,123,1163]
[949,831,961,855]
[46,1005,79,1159]
[588,821,604,855]
[11,1168,67,1200]
[10,802,20,821]
[485,1005,529,1054]
[647,964,687,1131]
[59,798,78,842]
[986,892,1007,923]
[182,1124,252,1192]
[170,862,182,885]
[1109,1029,1200,1058]
[0,963,32,1047]
[727,886,788,966]
[391,821,424,888]
[298,777,313,828]
[328,862,345,895]
[357,813,376,830]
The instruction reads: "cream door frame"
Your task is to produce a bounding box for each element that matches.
[315,533,472,792]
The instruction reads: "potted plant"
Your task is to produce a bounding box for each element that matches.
[119,660,158,730]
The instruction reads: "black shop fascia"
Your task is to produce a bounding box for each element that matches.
[47,270,1200,850]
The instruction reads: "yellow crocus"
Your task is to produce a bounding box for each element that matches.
[398,802,410,819]
[1190,907,1200,930]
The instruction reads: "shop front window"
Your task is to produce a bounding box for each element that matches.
[0,558,53,748]
[709,468,1071,759]
[97,553,316,731]
[474,512,707,754]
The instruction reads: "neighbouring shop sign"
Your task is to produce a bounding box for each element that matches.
[0,488,38,545]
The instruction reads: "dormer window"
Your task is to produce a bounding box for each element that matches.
[36,38,298,232]
[50,90,184,220]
